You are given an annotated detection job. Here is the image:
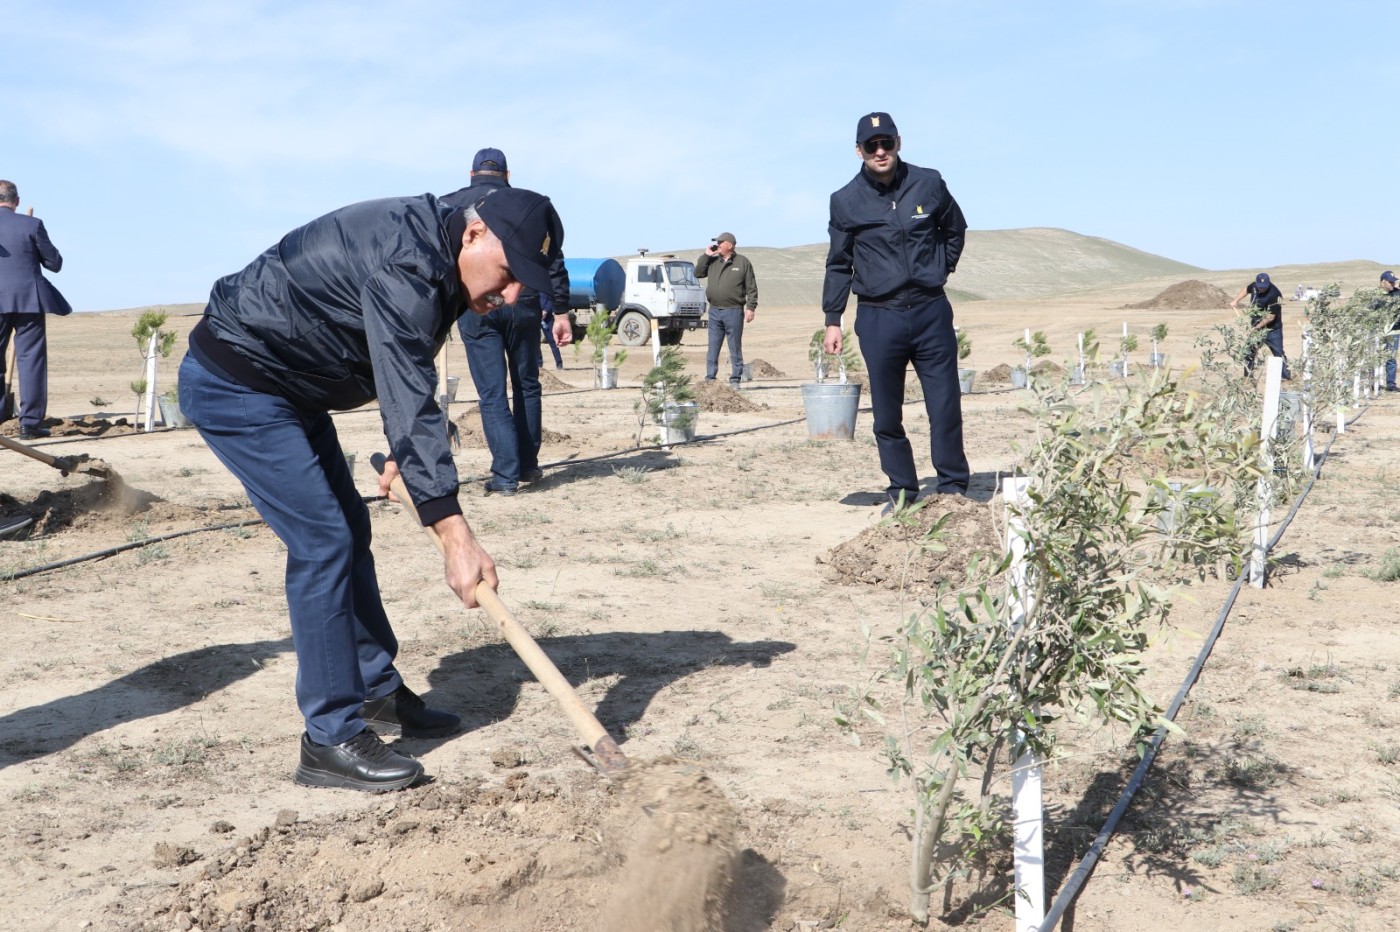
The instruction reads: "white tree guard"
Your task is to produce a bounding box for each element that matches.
[142,333,159,433]
[1251,357,1283,588]
[1002,476,1043,932]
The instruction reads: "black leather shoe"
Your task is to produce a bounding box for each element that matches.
[522,468,544,482]
[18,426,51,440]
[294,730,423,791]
[362,684,461,738]
[483,480,518,496]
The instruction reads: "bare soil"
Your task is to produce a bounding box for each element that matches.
[5,300,1400,931]
[1123,279,1233,310]
[695,380,766,414]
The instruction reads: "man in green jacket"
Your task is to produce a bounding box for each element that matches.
[696,231,758,388]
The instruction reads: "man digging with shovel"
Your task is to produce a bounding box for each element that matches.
[178,187,564,792]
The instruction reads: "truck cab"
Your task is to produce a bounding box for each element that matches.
[613,253,708,347]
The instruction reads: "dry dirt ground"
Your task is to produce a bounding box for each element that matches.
[4,290,1400,931]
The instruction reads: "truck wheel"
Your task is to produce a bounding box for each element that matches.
[660,330,683,346]
[616,310,650,347]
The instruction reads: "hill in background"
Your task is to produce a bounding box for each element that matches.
[639,227,1202,307]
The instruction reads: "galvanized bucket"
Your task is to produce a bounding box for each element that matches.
[958,368,976,394]
[1010,367,1029,389]
[446,376,460,402]
[157,396,191,429]
[659,401,699,444]
[801,382,862,440]
[595,366,619,390]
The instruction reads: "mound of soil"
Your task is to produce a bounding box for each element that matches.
[747,359,786,379]
[538,369,574,392]
[541,426,571,444]
[451,410,492,449]
[123,768,766,932]
[820,494,999,595]
[0,486,233,538]
[983,363,1015,383]
[694,380,765,414]
[1123,279,1232,310]
[1032,360,1063,375]
[0,414,137,439]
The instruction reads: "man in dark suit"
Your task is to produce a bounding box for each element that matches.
[0,180,71,439]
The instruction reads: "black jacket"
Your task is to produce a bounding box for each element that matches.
[441,176,570,316]
[190,194,467,524]
[822,159,967,325]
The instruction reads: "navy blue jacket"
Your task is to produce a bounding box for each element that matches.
[822,159,966,325]
[190,194,467,525]
[0,206,70,315]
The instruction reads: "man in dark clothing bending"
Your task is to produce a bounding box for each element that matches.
[179,186,564,791]
[1230,272,1291,379]
[822,111,970,514]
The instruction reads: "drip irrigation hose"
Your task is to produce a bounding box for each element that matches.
[3,518,264,582]
[1038,403,1365,932]
[2,410,814,580]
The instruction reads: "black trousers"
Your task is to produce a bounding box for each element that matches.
[854,295,969,500]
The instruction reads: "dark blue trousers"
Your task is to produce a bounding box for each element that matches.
[1244,328,1290,379]
[460,303,542,488]
[706,307,745,384]
[0,313,48,430]
[178,353,401,746]
[854,296,970,500]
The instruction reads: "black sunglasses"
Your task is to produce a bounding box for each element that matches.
[861,136,897,155]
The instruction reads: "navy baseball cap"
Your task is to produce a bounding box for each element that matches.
[472,147,508,173]
[1256,273,1272,287]
[856,112,898,144]
[1381,271,1396,284]
[473,187,563,295]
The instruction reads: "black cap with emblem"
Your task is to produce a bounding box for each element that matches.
[473,187,564,294]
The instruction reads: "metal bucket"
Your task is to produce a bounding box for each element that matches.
[801,382,862,440]
[958,368,976,394]
[1109,360,1130,378]
[1010,367,1029,389]
[1069,365,1085,386]
[659,401,698,444]
[1277,391,1303,439]
[446,376,460,402]
[741,362,753,382]
[1149,352,1166,369]
[157,396,191,429]
[595,366,619,389]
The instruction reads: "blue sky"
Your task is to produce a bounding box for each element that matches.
[5,0,1394,311]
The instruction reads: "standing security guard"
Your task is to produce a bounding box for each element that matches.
[822,112,970,512]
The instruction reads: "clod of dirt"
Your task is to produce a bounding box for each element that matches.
[0,480,171,537]
[603,758,738,932]
[694,380,766,413]
[1123,279,1233,310]
[210,820,235,834]
[152,843,200,868]
[983,363,1014,383]
[541,427,571,444]
[491,746,529,769]
[821,494,1000,594]
[747,359,786,378]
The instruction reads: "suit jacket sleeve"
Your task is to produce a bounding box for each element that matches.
[34,220,62,273]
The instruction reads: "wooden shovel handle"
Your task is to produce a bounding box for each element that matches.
[369,453,627,772]
[0,433,77,475]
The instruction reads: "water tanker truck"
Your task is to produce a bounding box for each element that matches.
[564,251,708,347]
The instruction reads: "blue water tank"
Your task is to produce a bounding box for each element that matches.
[564,258,625,311]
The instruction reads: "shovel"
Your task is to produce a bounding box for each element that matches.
[0,433,115,480]
[369,453,625,772]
